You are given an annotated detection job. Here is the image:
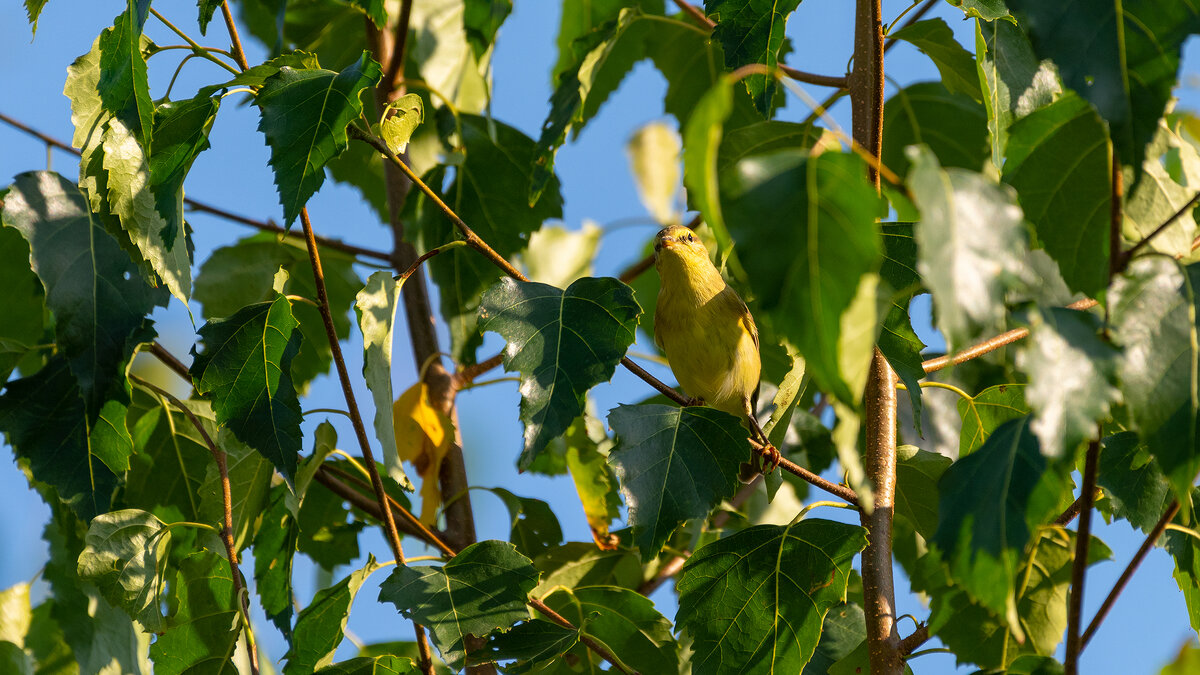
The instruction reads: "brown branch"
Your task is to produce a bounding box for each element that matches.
[898,624,929,657]
[921,298,1099,374]
[1054,489,1099,526]
[317,462,456,555]
[1081,500,1181,649]
[669,0,715,28]
[779,65,848,89]
[219,2,250,71]
[396,241,467,285]
[528,598,635,674]
[454,353,505,388]
[1064,440,1100,675]
[149,341,192,381]
[130,375,260,675]
[803,0,938,126]
[0,112,393,263]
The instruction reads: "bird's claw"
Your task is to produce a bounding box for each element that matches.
[760,442,781,474]
[683,396,705,407]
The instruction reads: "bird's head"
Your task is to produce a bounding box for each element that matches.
[654,225,708,262]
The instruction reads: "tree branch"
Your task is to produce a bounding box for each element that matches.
[1064,440,1100,675]
[921,299,1099,374]
[129,375,260,675]
[1081,500,1181,649]
[219,2,250,71]
[0,112,393,263]
[1119,191,1200,271]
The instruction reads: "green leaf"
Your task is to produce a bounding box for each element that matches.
[24,0,49,33]
[879,222,926,428]
[607,404,750,559]
[1016,308,1120,458]
[379,93,423,154]
[533,543,642,595]
[198,429,273,552]
[533,8,754,205]
[255,485,299,642]
[1002,93,1111,296]
[378,540,540,670]
[315,656,419,674]
[76,509,169,632]
[676,520,868,674]
[1125,120,1200,258]
[149,551,239,675]
[123,385,212,525]
[908,145,1029,349]
[149,93,219,252]
[197,0,222,34]
[520,222,603,289]
[552,0,664,84]
[198,51,324,97]
[930,416,1071,638]
[722,150,882,404]
[1162,642,1200,675]
[478,277,639,469]
[705,0,802,115]
[958,383,1029,456]
[255,51,383,225]
[1007,0,1200,173]
[284,557,384,674]
[0,225,46,384]
[890,18,983,102]
[414,116,564,364]
[99,116,193,303]
[1111,257,1200,507]
[683,78,737,254]
[717,120,822,172]
[339,0,387,27]
[924,528,1110,669]
[194,234,361,392]
[975,17,1060,168]
[485,488,564,559]
[355,271,414,490]
[562,413,624,547]
[881,82,988,183]
[1097,431,1172,533]
[802,603,866,675]
[3,171,166,420]
[298,463,367,569]
[472,619,581,670]
[0,583,31,647]
[464,0,512,58]
[895,444,952,539]
[946,0,1012,21]
[0,357,129,520]
[190,294,304,484]
[540,585,679,674]
[98,1,154,149]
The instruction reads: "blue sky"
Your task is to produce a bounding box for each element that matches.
[2,1,1199,673]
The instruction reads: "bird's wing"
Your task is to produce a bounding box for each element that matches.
[726,286,759,351]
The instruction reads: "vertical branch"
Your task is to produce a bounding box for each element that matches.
[850,0,902,674]
[1064,440,1100,674]
[366,11,479,555]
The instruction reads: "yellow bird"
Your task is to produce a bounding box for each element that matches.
[652,225,777,474]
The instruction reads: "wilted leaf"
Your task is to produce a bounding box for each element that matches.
[393,381,454,524]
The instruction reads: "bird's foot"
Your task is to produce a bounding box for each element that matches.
[683,396,705,407]
[759,442,782,474]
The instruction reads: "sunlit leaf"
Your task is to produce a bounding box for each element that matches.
[463,0,512,58]
[890,18,982,101]
[393,381,454,524]
[479,277,639,469]
[628,121,682,223]
[356,271,414,490]
[98,1,154,149]
[975,17,1060,168]
[958,383,1029,456]
[256,51,382,225]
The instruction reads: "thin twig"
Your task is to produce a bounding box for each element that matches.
[149,342,192,382]
[1064,440,1100,675]
[1119,191,1200,270]
[1081,500,1181,649]
[921,299,1099,373]
[527,598,635,675]
[779,65,848,89]
[454,353,505,388]
[1054,490,1098,526]
[669,0,715,28]
[898,624,929,657]
[0,113,393,263]
[130,375,260,675]
[219,2,250,71]
[396,241,468,285]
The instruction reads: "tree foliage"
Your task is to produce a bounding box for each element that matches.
[3,1,1200,674]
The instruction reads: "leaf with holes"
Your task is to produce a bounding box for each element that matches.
[256,51,382,225]
[607,404,750,559]
[479,277,639,469]
[378,541,539,670]
[677,520,868,674]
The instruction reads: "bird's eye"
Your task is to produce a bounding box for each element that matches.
[686,233,695,242]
